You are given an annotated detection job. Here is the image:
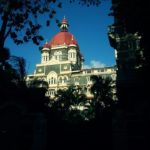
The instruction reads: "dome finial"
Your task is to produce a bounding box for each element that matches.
[60,16,69,32]
[71,35,74,40]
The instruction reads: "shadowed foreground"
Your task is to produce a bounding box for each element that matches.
[0,87,112,150]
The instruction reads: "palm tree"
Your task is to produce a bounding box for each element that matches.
[90,75,114,106]
[90,75,115,119]
[51,86,88,122]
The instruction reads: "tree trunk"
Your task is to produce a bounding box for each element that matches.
[0,6,10,49]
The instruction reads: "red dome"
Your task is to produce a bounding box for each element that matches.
[49,31,78,47]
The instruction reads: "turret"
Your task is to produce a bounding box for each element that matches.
[41,42,50,63]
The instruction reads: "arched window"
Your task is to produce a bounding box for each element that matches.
[42,51,49,63]
[54,51,62,61]
[64,76,67,83]
[68,49,76,61]
[73,52,76,58]
[47,72,57,85]
[59,77,62,83]
[48,79,51,84]
[58,76,68,84]
[54,78,56,84]
[51,77,54,84]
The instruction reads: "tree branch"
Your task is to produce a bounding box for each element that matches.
[0,11,9,48]
[4,26,12,41]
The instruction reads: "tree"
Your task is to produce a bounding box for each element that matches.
[109,0,149,112]
[91,75,114,105]
[0,48,23,88]
[90,75,114,119]
[0,0,63,48]
[0,0,62,89]
[52,86,76,114]
[0,0,101,49]
[8,56,27,86]
[0,55,29,88]
[51,86,89,122]
[110,0,150,72]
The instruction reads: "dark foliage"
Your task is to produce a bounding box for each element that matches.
[109,1,150,149]
[50,86,88,122]
[0,0,62,49]
[90,75,114,108]
[110,0,150,68]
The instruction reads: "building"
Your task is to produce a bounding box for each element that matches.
[27,17,116,99]
[108,1,149,150]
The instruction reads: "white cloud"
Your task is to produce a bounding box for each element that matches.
[83,60,106,69]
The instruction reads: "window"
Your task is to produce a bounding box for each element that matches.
[100,68,104,72]
[43,56,45,61]
[68,49,76,60]
[54,51,62,61]
[51,77,54,84]
[47,90,55,97]
[42,52,49,63]
[50,90,55,96]
[64,77,67,83]
[73,53,76,58]
[48,79,51,84]
[58,76,68,84]
[45,56,48,61]
[59,77,62,83]
[86,76,90,82]
[49,77,57,85]
[47,72,57,85]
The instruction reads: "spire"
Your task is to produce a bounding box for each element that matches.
[60,16,69,32]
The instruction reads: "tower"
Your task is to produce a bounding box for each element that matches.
[27,17,116,99]
[41,17,84,70]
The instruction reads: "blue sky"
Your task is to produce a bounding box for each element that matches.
[6,0,115,74]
